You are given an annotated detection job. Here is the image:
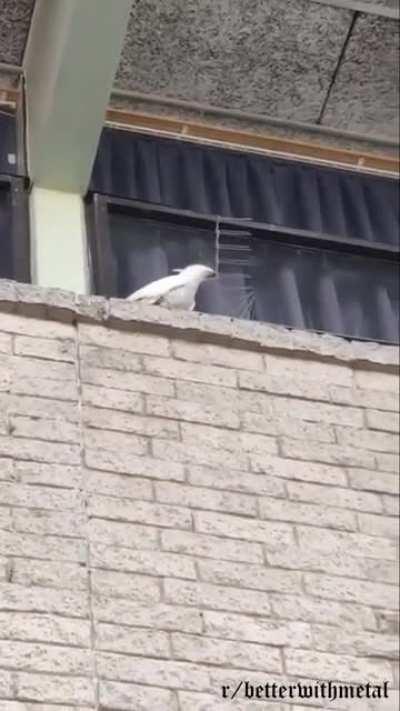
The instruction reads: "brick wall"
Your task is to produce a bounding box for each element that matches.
[0,283,398,711]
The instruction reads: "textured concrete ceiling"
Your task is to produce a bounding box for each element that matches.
[0,0,398,141]
[116,0,353,124]
[0,0,35,64]
[321,13,399,137]
[116,0,399,140]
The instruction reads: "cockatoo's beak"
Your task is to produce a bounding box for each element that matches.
[206,269,216,279]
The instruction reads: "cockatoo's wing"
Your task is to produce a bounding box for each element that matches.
[127,274,184,303]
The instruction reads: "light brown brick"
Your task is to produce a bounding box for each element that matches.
[175,381,271,415]
[242,411,335,442]
[348,468,398,495]
[84,427,148,456]
[6,394,79,422]
[280,437,375,469]
[270,593,376,630]
[97,623,170,657]
[161,530,263,564]
[194,510,294,547]
[181,422,278,457]
[12,356,76,381]
[239,370,331,401]
[91,544,196,580]
[88,495,191,530]
[0,640,92,675]
[85,449,185,481]
[382,494,400,516]
[260,496,356,531]
[0,436,80,465]
[0,531,85,563]
[88,518,158,549]
[266,353,352,386]
[287,480,382,513]
[144,355,237,387]
[0,332,12,354]
[85,470,153,501]
[91,570,160,603]
[0,314,74,339]
[81,384,144,414]
[93,597,202,633]
[15,672,94,705]
[354,369,399,393]
[172,340,264,371]
[375,452,400,473]
[12,559,87,590]
[14,335,75,362]
[0,611,90,647]
[367,409,400,433]
[99,681,178,711]
[80,343,142,371]
[11,376,78,401]
[14,461,81,488]
[188,464,286,497]
[250,454,348,487]
[83,405,179,439]
[13,508,83,536]
[152,439,249,471]
[0,482,80,510]
[97,652,210,691]
[331,384,399,412]
[81,365,174,397]
[10,415,80,444]
[304,572,397,609]
[164,579,271,616]
[79,323,170,356]
[146,394,240,429]
[155,481,256,516]
[203,611,312,647]
[297,525,397,561]
[336,426,399,453]
[0,582,88,617]
[312,624,399,658]
[267,546,397,584]
[198,559,302,594]
[358,512,398,538]
[284,648,393,684]
[171,632,282,672]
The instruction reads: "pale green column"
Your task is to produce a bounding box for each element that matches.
[30,187,89,294]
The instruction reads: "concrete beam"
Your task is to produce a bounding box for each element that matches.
[23,0,132,193]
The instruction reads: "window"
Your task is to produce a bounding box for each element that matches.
[87,131,399,344]
[0,111,30,282]
[0,174,30,282]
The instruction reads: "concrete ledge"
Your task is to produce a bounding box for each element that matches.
[0,280,398,370]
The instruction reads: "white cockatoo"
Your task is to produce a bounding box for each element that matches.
[126,264,216,311]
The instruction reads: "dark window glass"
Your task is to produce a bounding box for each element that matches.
[88,199,399,344]
[0,111,17,175]
[0,177,30,282]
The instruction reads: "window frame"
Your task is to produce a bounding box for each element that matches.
[86,191,399,343]
[0,173,30,283]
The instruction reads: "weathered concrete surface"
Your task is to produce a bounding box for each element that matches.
[117,0,353,123]
[322,13,399,138]
[0,0,34,64]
